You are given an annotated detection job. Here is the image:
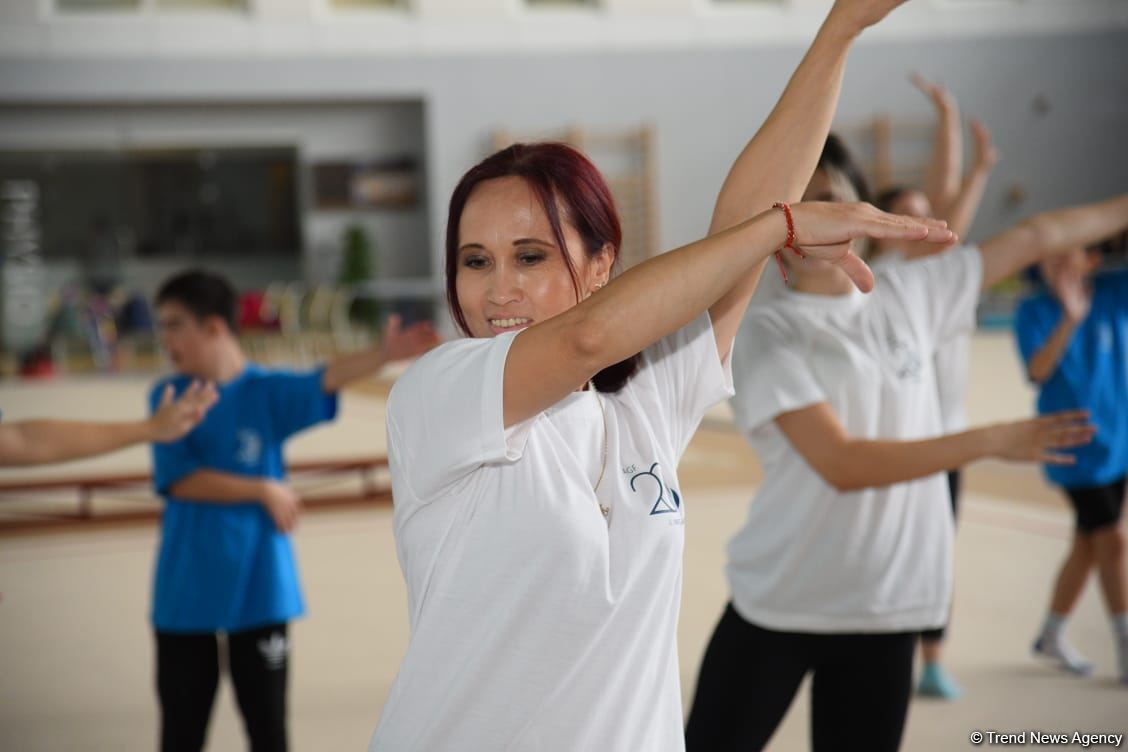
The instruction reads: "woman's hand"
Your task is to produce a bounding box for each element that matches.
[783,201,955,291]
[827,0,908,37]
[986,411,1095,465]
[971,118,1000,172]
[911,73,955,114]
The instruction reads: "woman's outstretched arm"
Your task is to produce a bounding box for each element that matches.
[941,118,999,239]
[502,203,951,427]
[979,194,1128,289]
[774,402,1093,492]
[914,74,963,217]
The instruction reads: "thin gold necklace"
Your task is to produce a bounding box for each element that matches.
[589,380,610,521]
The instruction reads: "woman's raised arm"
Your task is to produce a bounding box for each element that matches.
[707,0,909,359]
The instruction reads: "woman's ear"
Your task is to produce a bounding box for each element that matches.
[593,242,615,285]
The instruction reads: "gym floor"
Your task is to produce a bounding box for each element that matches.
[0,334,1124,750]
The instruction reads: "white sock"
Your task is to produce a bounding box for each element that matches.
[1034,613,1093,675]
[1113,613,1128,682]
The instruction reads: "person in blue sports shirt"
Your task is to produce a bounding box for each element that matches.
[149,269,438,752]
[1015,246,1128,687]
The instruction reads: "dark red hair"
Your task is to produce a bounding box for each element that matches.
[445,142,640,392]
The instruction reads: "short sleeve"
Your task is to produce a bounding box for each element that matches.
[638,311,735,454]
[730,310,826,434]
[264,368,339,441]
[888,245,984,346]
[149,380,202,495]
[386,333,532,502]
[1013,296,1054,369]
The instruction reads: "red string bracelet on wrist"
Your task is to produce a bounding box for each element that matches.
[772,201,805,284]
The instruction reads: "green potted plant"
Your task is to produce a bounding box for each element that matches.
[339,224,382,331]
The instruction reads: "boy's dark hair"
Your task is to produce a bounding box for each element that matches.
[156,269,239,333]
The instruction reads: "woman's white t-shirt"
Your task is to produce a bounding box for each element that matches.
[371,313,733,752]
[727,246,982,633]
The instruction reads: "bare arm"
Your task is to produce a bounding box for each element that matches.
[321,315,439,392]
[914,74,962,215]
[1024,259,1093,383]
[774,402,1093,493]
[0,382,217,467]
[979,194,1128,290]
[708,0,907,358]
[169,470,271,503]
[1026,316,1081,384]
[941,119,998,239]
[0,420,152,467]
[169,470,301,532]
[503,202,952,427]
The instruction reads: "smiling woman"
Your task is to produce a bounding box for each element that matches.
[446,144,639,392]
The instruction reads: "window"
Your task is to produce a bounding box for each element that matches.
[526,0,599,8]
[56,0,141,11]
[0,147,302,261]
[327,0,407,9]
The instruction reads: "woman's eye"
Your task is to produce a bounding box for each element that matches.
[519,252,545,265]
[462,256,488,269]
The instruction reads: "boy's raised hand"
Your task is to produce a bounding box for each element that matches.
[380,314,442,365]
[150,380,219,442]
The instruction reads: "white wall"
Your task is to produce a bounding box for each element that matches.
[0,6,1126,334]
[0,0,1125,55]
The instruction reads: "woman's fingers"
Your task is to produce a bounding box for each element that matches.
[1042,409,1090,423]
[865,212,954,243]
[1046,427,1097,449]
[1033,410,1095,457]
[835,251,875,293]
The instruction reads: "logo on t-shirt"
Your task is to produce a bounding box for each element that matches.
[630,462,682,516]
[237,429,263,467]
[886,331,922,382]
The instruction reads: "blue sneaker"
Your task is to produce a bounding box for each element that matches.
[917,662,962,700]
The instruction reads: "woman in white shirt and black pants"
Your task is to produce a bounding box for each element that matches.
[684,135,1128,751]
[367,2,963,749]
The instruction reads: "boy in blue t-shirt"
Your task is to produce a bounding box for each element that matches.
[1014,248,1128,686]
[150,270,437,751]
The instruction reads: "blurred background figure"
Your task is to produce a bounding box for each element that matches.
[1015,244,1128,686]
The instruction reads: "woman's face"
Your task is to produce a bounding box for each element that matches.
[455,176,611,339]
[888,189,933,219]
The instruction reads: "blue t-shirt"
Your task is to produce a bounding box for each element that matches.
[149,364,339,633]
[1014,269,1128,489]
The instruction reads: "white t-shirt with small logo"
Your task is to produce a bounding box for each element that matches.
[727,246,982,633]
[370,312,733,752]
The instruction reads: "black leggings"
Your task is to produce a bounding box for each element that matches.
[686,604,916,752]
[921,469,961,644]
[156,623,289,752]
